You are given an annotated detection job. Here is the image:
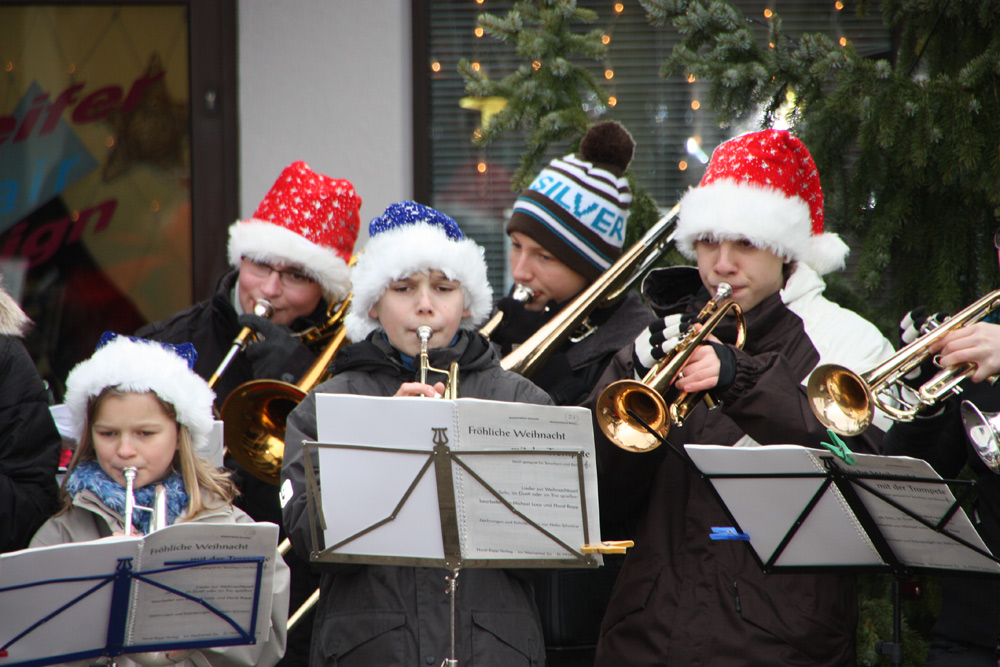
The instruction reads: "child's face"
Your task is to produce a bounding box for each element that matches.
[370,270,470,357]
[91,392,179,489]
[694,238,785,312]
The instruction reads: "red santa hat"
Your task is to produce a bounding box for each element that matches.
[227,161,361,302]
[676,129,849,275]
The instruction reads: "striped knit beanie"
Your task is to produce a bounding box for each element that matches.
[506,121,635,281]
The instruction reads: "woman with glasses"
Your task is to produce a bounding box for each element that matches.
[135,161,361,667]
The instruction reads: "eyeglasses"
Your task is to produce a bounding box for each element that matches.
[241,258,316,288]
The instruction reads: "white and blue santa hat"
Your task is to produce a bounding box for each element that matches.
[345,201,493,342]
[64,332,216,457]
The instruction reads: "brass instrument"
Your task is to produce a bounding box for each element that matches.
[479,284,534,340]
[417,325,459,398]
[208,299,274,388]
[595,283,746,452]
[807,289,1000,436]
[962,401,1000,473]
[220,296,352,484]
[122,468,193,666]
[501,204,680,378]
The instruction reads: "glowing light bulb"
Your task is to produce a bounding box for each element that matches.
[602,34,611,45]
[477,162,487,174]
[431,61,441,72]
[691,100,700,110]
[679,160,688,171]
[687,73,696,83]
[604,69,614,80]
[608,96,618,107]
[764,8,772,18]
[472,62,481,72]
[840,37,848,46]
[532,60,541,70]
[614,3,624,13]
[835,1,844,9]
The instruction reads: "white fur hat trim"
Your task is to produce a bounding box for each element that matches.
[676,180,849,275]
[345,222,492,341]
[64,336,216,456]
[227,220,352,303]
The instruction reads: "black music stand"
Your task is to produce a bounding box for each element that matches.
[624,410,1000,667]
[303,394,618,667]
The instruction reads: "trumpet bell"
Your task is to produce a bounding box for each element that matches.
[806,363,874,437]
[962,400,1000,473]
[595,378,670,452]
[221,379,306,484]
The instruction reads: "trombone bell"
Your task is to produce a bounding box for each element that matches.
[221,380,306,484]
[962,400,1000,473]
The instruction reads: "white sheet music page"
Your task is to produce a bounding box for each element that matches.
[451,398,600,563]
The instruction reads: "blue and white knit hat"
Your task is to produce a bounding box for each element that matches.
[64,332,216,456]
[345,201,493,341]
[506,121,635,280]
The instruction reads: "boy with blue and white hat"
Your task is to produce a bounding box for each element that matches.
[281,201,552,667]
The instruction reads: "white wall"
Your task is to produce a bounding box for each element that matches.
[237,0,411,239]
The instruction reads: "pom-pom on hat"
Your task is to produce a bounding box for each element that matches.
[227,161,361,302]
[64,332,216,457]
[507,120,635,281]
[346,201,492,342]
[676,129,849,275]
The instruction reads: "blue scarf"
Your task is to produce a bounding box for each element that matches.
[65,461,190,534]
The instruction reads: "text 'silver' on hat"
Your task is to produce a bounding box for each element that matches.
[676,129,849,275]
[227,161,362,302]
[507,120,636,281]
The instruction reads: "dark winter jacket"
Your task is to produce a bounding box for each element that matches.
[281,330,552,667]
[490,290,653,406]
[0,334,61,553]
[884,382,1000,651]
[591,264,895,667]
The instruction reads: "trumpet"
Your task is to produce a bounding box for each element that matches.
[208,299,274,389]
[479,284,534,340]
[417,325,459,398]
[595,283,746,452]
[807,289,1000,436]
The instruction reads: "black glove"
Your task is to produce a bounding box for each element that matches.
[238,313,309,382]
[493,296,547,353]
[708,341,737,393]
[533,352,590,405]
[898,306,949,389]
[631,312,696,380]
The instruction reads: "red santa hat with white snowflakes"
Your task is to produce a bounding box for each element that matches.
[227,161,361,302]
[676,129,849,275]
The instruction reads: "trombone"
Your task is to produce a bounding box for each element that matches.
[501,205,680,377]
[807,289,1000,436]
[595,283,746,452]
[208,299,274,389]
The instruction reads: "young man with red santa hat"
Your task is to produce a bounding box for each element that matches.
[592,129,895,666]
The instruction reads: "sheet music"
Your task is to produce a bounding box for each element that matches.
[0,522,279,666]
[314,394,601,566]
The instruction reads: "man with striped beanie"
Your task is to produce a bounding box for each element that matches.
[489,120,655,667]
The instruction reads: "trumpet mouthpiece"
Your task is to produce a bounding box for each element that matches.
[417,325,433,342]
[715,283,733,300]
[253,299,274,318]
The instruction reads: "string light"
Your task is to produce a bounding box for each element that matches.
[687,73,696,83]
[764,9,773,18]
[769,42,775,49]
[614,3,624,13]
[474,26,484,38]
[532,60,541,70]
[679,160,688,171]
[601,34,611,45]
[604,69,614,80]
[691,100,700,110]
[473,129,482,140]
[477,162,487,174]
[431,61,442,72]
[608,96,618,107]
[835,1,844,9]
[839,37,848,46]
[475,0,484,4]
[471,62,481,71]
